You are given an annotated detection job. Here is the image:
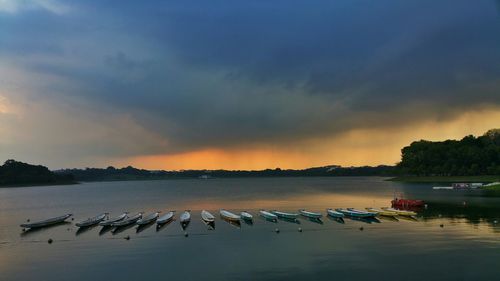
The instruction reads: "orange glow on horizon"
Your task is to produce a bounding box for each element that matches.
[114,108,500,170]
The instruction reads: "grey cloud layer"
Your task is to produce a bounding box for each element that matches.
[1,0,500,160]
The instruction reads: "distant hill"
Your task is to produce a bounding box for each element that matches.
[397,129,500,176]
[0,160,75,187]
[56,165,396,182]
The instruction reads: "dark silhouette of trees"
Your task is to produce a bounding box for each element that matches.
[398,129,500,176]
[0,160,74,186]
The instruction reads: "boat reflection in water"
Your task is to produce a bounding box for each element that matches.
[136,221,156,233]
[220,216,241,228]
[75,224,99,236]
[112,223,136,235]
[277,216,300,224]
[156,218,174,232]
[305,217,323,225]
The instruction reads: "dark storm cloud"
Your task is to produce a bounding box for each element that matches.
[2,0,500,156]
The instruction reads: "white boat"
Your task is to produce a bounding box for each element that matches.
[433,186,453,190]
[240,211,253,221]
[220,209,240,222]
[326,209,345,218]
[99,213,128,226]
[201,210,215,223]
[259,210,278,221]
[271,210,299,219]
[137,212,159,225]
[157,211,175,225]
[180,211,191,224]
[336,208,376,218]
[111,213,143,227]
[381,207,417,217]
[20,214,72,229]
[299,209,323,219]
[76,213,107,227]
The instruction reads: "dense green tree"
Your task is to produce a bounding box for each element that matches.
[398,129,500,176]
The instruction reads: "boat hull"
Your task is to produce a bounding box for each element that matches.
[271,211,299,219]
[157,212,175,225]
[336,208,376,218]
[299,210,322,219]
[201,210,215,223]
[21,214,72,229]
[220,210,240,222]
[259,210,278,221]
[76,213,107,227]
[99,213,128,226]
[326,209,345,218]
[137,212,159,225]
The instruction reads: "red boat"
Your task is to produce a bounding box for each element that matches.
[391,198,424,207]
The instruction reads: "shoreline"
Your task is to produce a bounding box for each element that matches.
[387,175,500,183]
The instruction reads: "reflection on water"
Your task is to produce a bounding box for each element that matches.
[0,177,499,281]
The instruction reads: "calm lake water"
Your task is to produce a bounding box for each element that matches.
[0,177,499,281]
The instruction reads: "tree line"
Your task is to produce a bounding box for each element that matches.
[397,129,500,176]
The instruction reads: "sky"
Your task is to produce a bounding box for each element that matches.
[0,0,499,170]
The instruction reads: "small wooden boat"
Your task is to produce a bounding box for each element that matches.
[382,207,417,217]
[336,208,376,218]
[326,209,345,218]
[201,210,215,223]
[240,211,253,222]
[111,213,143,227]
[157,211,175,225]
[220,209,240,222]
[271,210,299,219]
[137,212,159,225]
[259,210,278,221]
[99,213,128,226]
[365,207,397,217]
[299,209,322,219]
[180,210,191,224]
[76,213,107,227]
[20,214,72,229]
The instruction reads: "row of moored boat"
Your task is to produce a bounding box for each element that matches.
[20,207,418,231]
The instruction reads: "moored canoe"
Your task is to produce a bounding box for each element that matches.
[111,213,143,227]
[365,208,397,217]
[336,208,376,218]
[240,211,253,221]
[137,212,159,225]
[99,213,128,226]
[76,213,107,227]
[180,211,191,223]
[381,207,417,217]
[157,211,175,225]
[299,209,322,219]
[21,214,72,229]
[326,209,345,218]
[259,210,277,221]
[271,210,299,219]
[220,209,240,222]
[201,210,215,223]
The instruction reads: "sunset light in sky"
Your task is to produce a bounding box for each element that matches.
[1,0,499,170]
